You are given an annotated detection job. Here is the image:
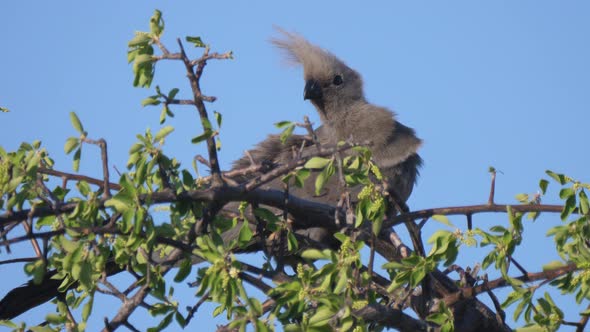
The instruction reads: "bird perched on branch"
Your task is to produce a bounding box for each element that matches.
[228,29,423,264]
[235,29,422,206]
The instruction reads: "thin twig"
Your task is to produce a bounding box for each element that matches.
[483,275,506,325]
[367,231,376,279]
[103,261,152,331]
[56,294,78,329]
[185,291,211,325]
[509,256,528,276]
[239,272,272,293]
[488,168,499,205]
[24,209,42,257]
[98,139,111,198]
[80,137,111,198]
[0,257,37,265]
[176,38,223,186]
[122,321,141,332]
[576,303,590,332]
[300,116,320,151]
[164,98,195,105]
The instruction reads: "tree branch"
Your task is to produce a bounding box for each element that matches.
[353,304,430,332]
[442,263,579,307]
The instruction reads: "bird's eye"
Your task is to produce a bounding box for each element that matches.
[332,75,343,86]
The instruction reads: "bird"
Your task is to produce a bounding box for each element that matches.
[235,29,422,207]
[227,29,423,266]
[0,29,422,321]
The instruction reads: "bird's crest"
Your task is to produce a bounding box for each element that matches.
[271,27,351,80]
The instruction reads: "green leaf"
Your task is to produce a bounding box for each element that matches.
[0,106,10,113]
[314,161,334,196]
[174,259,192,282]
[214,111,222,128]
[129,143,144,154]
[120,174,138,198]
[274,121,293,128]
[25,152,41,172]
[72,147,82,172]
[175,311,187,328]
[238,222,253,247]
[304,157,331,169]
[149,303,173,316]
[78,261,93,289]
[201,117,212,131]
[167,88,179,100]
[186,36,205,48]
[134,54,154,67]
[148,312,174,332]
[561,195,576,221]
[515,193,529,203]
[294,168,311,188]
[191,129,213,144]
[69,112,84,134]
[426,312,447,325]
[308,306,335,326]
[514,325,546,332]
[579,190,589,215]
[24,259,46,284]
[159,105,168,124]
[546,170,569,185]
[431,214,453,227]
[287,231,298,251]
[539,179,549,194]
[333,270,348,294]
[254,319,268,332]
[82,295,93,322]
[141,96,161,107]
[64,137,80,154]
[77,181,90,197]
[154,125,174,142]
[372,217,383,236]
[301,249,329,261]
[542,260,566,271]
[45,313,66,324]
[133,208,144,235]
[253,208,279,223]
[279,124,295,144]
[559,187,575,199]
[128,32,152,47]
[105,196,132,212]
[333,232,348,243]
[149,9,164,37]
[409,267,426,288]
[0,321,19,328]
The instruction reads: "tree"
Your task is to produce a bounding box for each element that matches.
[0,10,589,332]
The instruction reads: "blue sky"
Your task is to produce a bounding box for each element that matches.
[1,1,589,331]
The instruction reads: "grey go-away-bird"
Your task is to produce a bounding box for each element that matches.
[0,29,422,320]
[235,29,422,205]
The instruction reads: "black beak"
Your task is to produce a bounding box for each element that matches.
[304,79,322,100]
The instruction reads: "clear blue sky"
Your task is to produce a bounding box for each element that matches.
[1,1,589,331]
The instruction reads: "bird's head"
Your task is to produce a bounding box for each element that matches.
[272,29,365,122]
